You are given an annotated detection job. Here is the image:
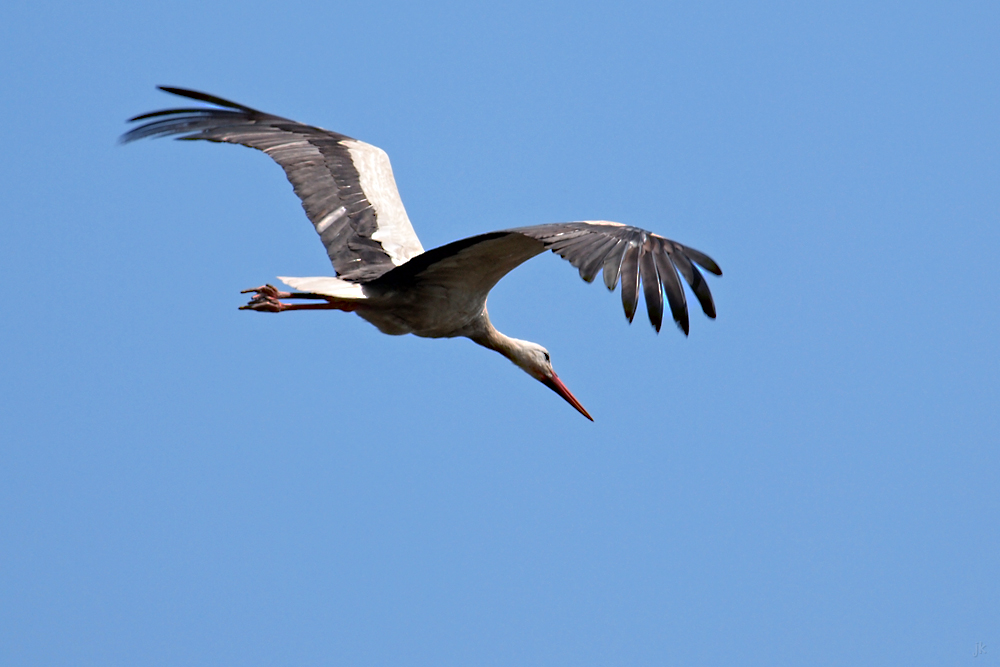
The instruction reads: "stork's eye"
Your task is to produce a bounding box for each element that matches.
[543,352,550,362]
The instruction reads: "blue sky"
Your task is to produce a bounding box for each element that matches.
[2,1,998,665]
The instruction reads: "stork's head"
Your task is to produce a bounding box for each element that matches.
[507,340,593,421]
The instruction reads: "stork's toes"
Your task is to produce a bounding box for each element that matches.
[239,284,287,312]
[240,296,282,312]
[240,284,291,299]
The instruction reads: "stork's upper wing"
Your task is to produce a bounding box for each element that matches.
[121,87,424,282]
[375,221,722,335]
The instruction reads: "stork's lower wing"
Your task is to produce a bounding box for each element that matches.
[121,87,424,282]
[374,222,721,335]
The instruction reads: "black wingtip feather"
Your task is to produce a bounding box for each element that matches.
[157,86,258,112]
[619,242,640,323]
[652,244,689,335]
[639,249,663,332]
[602,239,627,291]
[126,107,224,123]
[681,245,723,276]
[671,250,716,320]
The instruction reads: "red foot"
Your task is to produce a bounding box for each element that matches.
[239,284,355,313]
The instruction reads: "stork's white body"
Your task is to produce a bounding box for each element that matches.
[124,87,723,419]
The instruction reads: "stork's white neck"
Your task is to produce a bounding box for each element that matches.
[466,308,546,377]
[467,307,514,354]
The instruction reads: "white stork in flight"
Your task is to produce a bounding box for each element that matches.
[123,87,723,420]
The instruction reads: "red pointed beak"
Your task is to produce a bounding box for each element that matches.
[542,372,594,421]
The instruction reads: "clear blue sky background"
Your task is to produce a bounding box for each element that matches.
[1,1,997,665]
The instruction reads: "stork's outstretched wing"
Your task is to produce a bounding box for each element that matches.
[374,221,722,334]
[121,87,424,282]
